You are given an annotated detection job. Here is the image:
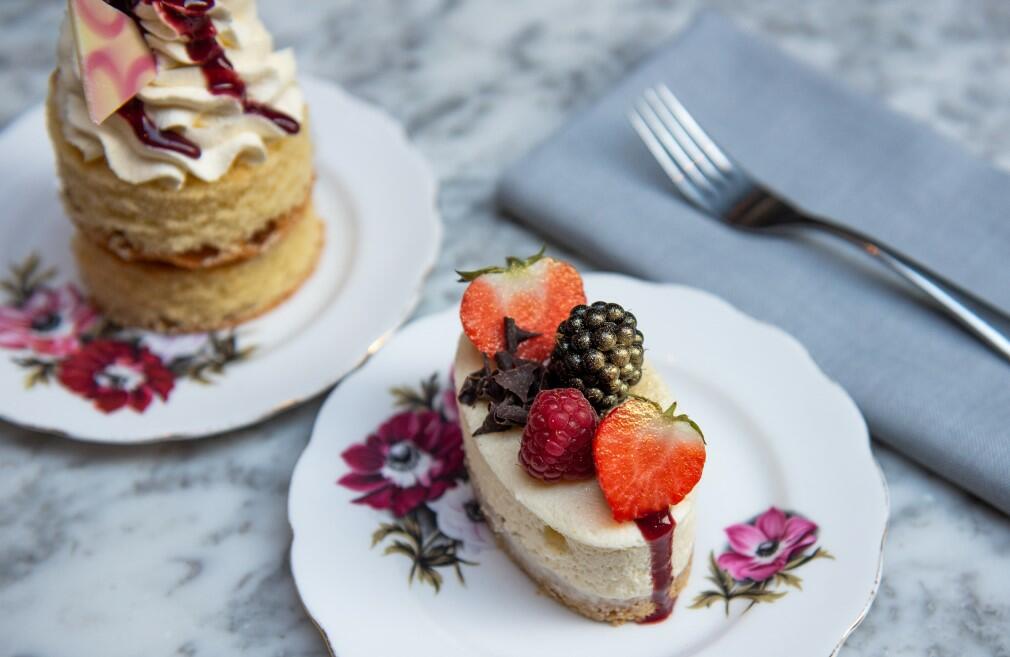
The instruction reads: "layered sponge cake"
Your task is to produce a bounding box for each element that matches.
[72,203,323,330]
[453,252,707,624]
[48,0,320,331]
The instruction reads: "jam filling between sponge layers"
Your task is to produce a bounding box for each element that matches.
[103,0,301,159]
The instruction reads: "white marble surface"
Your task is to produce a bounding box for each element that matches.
[1,1,1009,655]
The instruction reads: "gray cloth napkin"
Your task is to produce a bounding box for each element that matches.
[498,11,1010,515]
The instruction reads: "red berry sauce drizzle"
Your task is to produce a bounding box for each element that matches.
[116,97,200,157]
[634,509,677,623]
[104,0,300,158]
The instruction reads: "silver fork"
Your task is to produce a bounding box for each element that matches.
[629,83,1010,363]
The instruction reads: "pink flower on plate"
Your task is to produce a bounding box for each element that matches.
[339,410,465,517]
[716,507,818,582]
[0,285,98,356]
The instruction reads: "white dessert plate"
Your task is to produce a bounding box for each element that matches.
[289,273,888,657]
[0,76,440,443]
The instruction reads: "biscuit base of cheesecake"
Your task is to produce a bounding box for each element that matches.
[47,73,315,265]
[73,205,324,333]
[470,470,694,625]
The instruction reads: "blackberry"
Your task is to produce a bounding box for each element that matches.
[548,301,644,412]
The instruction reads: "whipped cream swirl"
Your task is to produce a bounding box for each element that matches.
[55,0,305,187]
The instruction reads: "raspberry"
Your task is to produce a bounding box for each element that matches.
[519,388,599,482]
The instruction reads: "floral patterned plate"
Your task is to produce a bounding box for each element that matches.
[0,76,440,443]
[288,273,888,657]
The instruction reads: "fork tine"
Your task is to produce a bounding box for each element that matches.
[656,84,734,173]
[628,106,712,211]
[643,88,726,185]
[637,94,717,194]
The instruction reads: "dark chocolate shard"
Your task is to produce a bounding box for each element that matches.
[504,316,541,354]
[494,350,517,371]
[492,401,529,426]
[459,316,548,435]
[492,360,541,401]
[458,354,492,406]
[473,410,511,436]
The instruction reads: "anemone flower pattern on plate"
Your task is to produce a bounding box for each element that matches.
[0,254,255,414]
[690,507,834,614]
[338,372,489,592]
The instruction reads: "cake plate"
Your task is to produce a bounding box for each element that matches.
[289,273,888,657]
[0,76,440,443]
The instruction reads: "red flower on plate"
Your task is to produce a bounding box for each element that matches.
[58,340,176,413]
[339,410,465,517]
[0,284,98,357]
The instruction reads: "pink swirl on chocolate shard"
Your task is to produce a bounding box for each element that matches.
[73,0,128,39]
[84,49,157,100]
[69,0,157,124]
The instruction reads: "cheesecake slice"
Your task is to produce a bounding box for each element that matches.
[454,335,696,624]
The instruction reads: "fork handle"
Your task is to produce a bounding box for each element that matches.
[793,214,1010,362]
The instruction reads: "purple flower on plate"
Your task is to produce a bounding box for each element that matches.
[716,507,818,582]
[339,410,465,517]
[427,481,493,560]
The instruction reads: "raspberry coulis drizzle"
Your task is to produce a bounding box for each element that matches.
[105,0,300,158]
[634,509,677,623]
[116,97,201,157]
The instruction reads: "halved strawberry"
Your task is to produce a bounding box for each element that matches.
[458,250,586,362]
[594,397,706,522]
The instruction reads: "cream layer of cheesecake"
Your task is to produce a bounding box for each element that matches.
[453,335,695,603]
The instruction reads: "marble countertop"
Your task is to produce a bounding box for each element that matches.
[2,1,1009,655]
